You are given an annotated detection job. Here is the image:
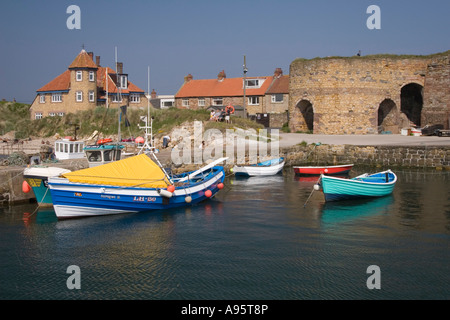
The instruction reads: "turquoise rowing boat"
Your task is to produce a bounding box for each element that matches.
[319,169,397,202]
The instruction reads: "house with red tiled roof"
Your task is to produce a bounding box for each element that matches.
[174,68,289,124]
[264,68,289,113]
[30,49,147,120]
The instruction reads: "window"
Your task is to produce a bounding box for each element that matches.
[120,75,127,89]
[76,71,82,81]
[182,99,189,107]
[89,71,95,82]
[198,98,205,107]
[86,151,102,163]
[89,91,95,102]
[271,94,283,103]
[49,112,56,117]
[212,98,223,106]
[162,100,173,108]
[130,93,140,103]
[248,96,259,105]
[52,93,62,102]
[245,79,264,88]
[76,91,83,102]
[35,112,43,119]
[39,94,45,103]
[112,95,122,102]
[58,112,65,117]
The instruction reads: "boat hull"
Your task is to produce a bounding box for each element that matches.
[233,158,285,176]
[294,164,353,175]
[49,167,225,219]
[24,177,53,205]
[23,167,71,205]
[320,170,396,202]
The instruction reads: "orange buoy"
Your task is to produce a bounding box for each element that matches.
[167,185,175,193]
[135,136,144,144]
[205,190,212,198]
[22,181,31,193]
[217,183,224,189]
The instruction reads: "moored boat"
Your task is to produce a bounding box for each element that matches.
[232,157,285,176]
[54,138,86,160]
[84,143,125,167]
[294,164,353,176]
[318,169,397,202]
[23,166,71,205]
[48,154,226,219]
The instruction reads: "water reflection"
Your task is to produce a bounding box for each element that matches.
[319,196,395,225]
[2,170,450,299]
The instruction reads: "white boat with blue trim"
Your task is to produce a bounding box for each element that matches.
[48,154,226,219]
[318,169,397,202]
[232,157,285,176]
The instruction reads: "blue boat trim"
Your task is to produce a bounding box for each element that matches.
[49,166,225,218]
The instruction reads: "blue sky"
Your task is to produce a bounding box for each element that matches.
[1,0,449,104]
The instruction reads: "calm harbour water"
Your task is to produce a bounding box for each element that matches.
[0,168,449,300]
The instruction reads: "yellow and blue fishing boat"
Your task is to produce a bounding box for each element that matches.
[48,154,226,219]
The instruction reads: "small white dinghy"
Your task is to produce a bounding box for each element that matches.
[232,157,285,177]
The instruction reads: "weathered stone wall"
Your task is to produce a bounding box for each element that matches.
[269,112,288,128]
[282,144,450,170]
[289,52,450,134]
[423,54,450,129]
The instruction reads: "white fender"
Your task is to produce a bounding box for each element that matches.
[158,189,173,198]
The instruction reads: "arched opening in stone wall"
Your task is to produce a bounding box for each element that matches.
[378,99,398,133]
[401,83,423,127]
[297,100,314,132]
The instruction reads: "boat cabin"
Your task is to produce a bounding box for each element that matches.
[84,144,124,167]
[54,139,86,160]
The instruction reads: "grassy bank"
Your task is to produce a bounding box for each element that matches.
[0,101,263,140]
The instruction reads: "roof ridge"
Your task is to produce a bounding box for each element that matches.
[68,49,98,69]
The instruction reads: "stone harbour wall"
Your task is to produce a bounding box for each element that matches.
[282,144,450,170]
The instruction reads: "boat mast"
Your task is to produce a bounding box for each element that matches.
[139,66,154,154]
[105,68,108,109]
[115,46,121,143]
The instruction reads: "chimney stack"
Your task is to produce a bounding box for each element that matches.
[274,68,283,78]
[151,89,157,99]
[116,62,123,74]
[217,70,226,81]
[88,52,94,60]
[96,56,101,67]
[184,74,193,82]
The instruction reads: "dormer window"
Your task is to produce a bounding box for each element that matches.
[244,79,264,89]
[120,75,127,89]
[76,71,82,81]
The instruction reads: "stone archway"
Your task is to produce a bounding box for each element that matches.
[378,99,399,133]
[401,83,423,126]
[297,100,314,132]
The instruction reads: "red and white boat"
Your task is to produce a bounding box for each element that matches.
[293,164,353,175]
